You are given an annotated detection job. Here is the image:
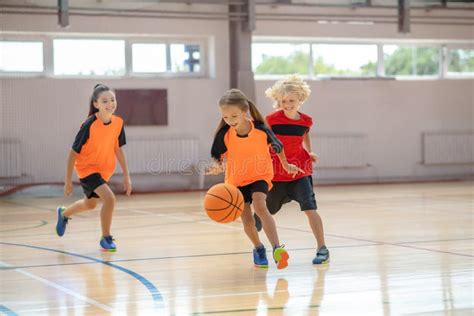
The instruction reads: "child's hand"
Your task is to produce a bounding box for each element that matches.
[309,152,319,163]
[64,181,73,197]
[206,163,225,175]
[285,163,304,177]
[123,176,132,196]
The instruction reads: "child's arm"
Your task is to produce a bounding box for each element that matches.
[276,151,304,177]
[207,125,229,175]
[116,147,132,196]
[64,149,77,197]
[206,158,225,175]
[303,133,319,163]
[258,123,304,177]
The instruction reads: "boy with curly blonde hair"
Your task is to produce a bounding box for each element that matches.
[255,74,330,264]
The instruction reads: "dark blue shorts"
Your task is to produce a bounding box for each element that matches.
[266,176,317,213]
[80,173,106,199]
[238,180,269,204]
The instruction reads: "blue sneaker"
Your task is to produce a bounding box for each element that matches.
[273,245,289,270]
[100,236,116,252]
[55,206,69,237]
[312,245,329,264]
[253,245,268,268]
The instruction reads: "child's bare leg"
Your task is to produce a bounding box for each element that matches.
[63,198,98,218]
[93,184,116,237]
[240,203,263,247]
[252,192,280,247]
[304,210,326,248]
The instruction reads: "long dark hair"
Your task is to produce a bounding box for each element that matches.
[215,89,266,135]
[88,84,111,117]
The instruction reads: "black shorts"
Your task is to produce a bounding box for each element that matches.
[80,173,106,199]
[238,180,269,204]
[266,176,317,213]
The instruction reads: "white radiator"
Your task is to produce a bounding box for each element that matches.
[312,134,369,168]
[423,131,474,165]
[119,136,199,175]
[0,138,22,178]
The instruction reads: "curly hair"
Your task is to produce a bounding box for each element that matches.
[265,74,311,108]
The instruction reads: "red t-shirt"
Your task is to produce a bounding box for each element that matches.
[266,110,313,182]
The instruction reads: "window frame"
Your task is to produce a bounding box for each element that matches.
[444,44,474,79]
[0,32,208,79]
[311,42,379,78]
[253,37,473,81]
[52,36,127,78]
[128,38,207,78]
[381,42,442,79]
[0,35,47,77]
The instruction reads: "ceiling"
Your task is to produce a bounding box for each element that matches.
[0,0,473,10]
[1,0,472,27]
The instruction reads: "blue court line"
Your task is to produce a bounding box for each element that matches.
[0,305,18,316]
[0,242,164,311]
[1,243,379,270]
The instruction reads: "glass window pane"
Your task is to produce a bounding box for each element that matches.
[54,39,125,76]
[416,47,439,76]
[170,44,201,73]
[132,43,167,73]
[312,44,377,76]
[0,41,43,72]
[252,43,310,75]
[448,48,474,76]
[384,45,439,76]
[384,45,413,76]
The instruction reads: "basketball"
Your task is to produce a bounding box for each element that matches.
[204,183,244,223]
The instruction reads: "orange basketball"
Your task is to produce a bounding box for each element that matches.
[204,183,244,223]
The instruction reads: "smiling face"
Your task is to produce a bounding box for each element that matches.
[220,104,248,130]
[94,90,117,115]
[278,92,301,117]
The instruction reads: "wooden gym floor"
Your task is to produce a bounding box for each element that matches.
[0,181,472,315]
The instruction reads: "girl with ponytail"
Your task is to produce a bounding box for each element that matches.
[208,88,302,269]
[56,84,132,253]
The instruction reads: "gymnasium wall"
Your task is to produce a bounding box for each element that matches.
[254,6,474,182]
[0,11,229,184]
[0,5,472,188]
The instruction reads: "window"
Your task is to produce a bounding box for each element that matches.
[384,45,439,77]
[2,35,205,78]
[252,43,377,77]
[53,39,125,76]
[252,43,310,75]
[132,43,167,73]
[312,44,377,77]
[447,48,474,77]
[0,41,43,72]
[132,42,202,74]
[170,44,201,73]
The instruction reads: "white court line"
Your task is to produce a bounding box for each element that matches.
[196,219,242,231]
[0,261,114,313]
[115,203,202,210]
[129,209,243,231]
[9,304,91,313]
[130,209,193,221]
[164,289,289,301]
